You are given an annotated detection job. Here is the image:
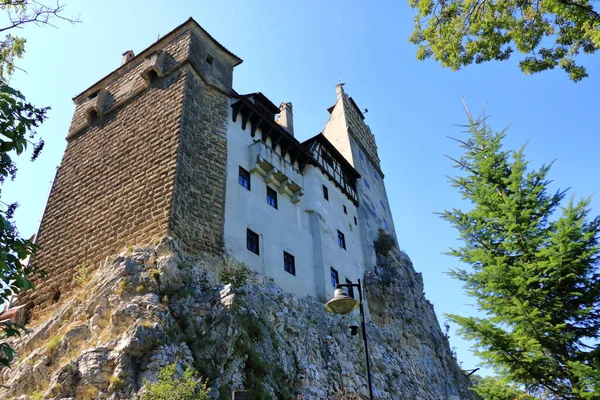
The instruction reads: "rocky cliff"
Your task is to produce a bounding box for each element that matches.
[0,238,475,399]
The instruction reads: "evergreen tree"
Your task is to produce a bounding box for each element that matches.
[443,107,600,399]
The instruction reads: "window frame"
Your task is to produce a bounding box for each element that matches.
[345,278,355,298]
[238,166,251,190]
[331,267,339,288]
[343,205,347,214]
[246,228,259,255]
[364,179,370,190]
[337,230,346,250]
[266,186,278,209]
[323,185,329,201]
[283,251,296,276]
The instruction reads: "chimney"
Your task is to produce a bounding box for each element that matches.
[277,102,294,136]
[121,50,135,66]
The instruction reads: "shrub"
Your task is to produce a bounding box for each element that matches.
[140,363,210,400]
[217,259,252,287]
[373,228,395,257]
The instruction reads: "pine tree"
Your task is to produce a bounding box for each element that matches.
[443,107,600,399]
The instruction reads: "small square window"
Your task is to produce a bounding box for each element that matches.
[345,279,355,299]
[238,166,250,190]
[206,54,214,66]
[283,251,295,275]
[371,205,377,216]
[364,179,370,190]
[354,216,357,225]
[384,220,390,231]
[337,230,346,250]
[374,171,379,181]
[247,228,259,255]
[267,186,278,209]
[323,185,329,201]
[331,267,339,287]
[379,200,386,210]
[343,205,347,214]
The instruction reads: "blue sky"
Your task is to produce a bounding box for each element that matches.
[5,0,600,375]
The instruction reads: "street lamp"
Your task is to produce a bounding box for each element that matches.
[324,279,374,400]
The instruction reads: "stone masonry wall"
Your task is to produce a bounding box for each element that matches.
[342,95,381,173]
[24,31,194,308]
[169,63,230,254]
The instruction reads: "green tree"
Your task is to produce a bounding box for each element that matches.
[408,0,600,81]
[443,106,600,399]
[0,1,77,367]
[471,375,536,399]
[141,363,210,400]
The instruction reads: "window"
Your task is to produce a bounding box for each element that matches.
[337,230,346,250]
[343,205,347,214]
[331,267,339,287]
[206,54,214,66]
[346,279,355,298]
[354,216,357,225]
[283,251,295,275]
[374,171,379,181]
[384,220,390,231]
[359,151,364,160]
[266,186,278,209]
[380,200,386,210]
[323,185,329,201]
[238,166,250,190]
[371,205,377,216]
[364,179,370,190]
[246,228,259,255]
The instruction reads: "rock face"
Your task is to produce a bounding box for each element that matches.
[0,238,475,399]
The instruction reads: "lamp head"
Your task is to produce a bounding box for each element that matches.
[324,288,360,315]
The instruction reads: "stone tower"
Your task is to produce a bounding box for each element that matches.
[323,83,397,266]
[25,19,242,307]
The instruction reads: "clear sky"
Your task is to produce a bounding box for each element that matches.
[4,0,599,376]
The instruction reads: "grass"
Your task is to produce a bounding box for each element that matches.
[149,269,161,281]
[75,385,99,400]
[73,262,91,287]
[109,375,123,388]
[45,336,61,354]
[139,320,153,329]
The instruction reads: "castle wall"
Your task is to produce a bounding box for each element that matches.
[223,116,365,299]
[223,117,318,297]
[301,166,365,300]
[323,88,398,269]
[169,67,230,254]
[28,55,189,306]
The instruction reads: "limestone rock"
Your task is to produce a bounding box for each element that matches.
[0,239,476,399]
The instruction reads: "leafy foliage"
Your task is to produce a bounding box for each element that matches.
[0,84,48,367]
[443,107,600,399]
[471,375,536,399]
[408,0,600,81]
[141,363,210,400]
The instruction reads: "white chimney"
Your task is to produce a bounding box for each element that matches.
[121,50,135,66]
[277,102,294,136]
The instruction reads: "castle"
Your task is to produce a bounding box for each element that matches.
[28,18,397,306]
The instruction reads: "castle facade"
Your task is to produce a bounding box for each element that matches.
[27,18,397,306]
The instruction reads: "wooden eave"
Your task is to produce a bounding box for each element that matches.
[302,133,361,179]
[231,98,316,170]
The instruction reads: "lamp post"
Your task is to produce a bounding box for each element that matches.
[324,279,374,400]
